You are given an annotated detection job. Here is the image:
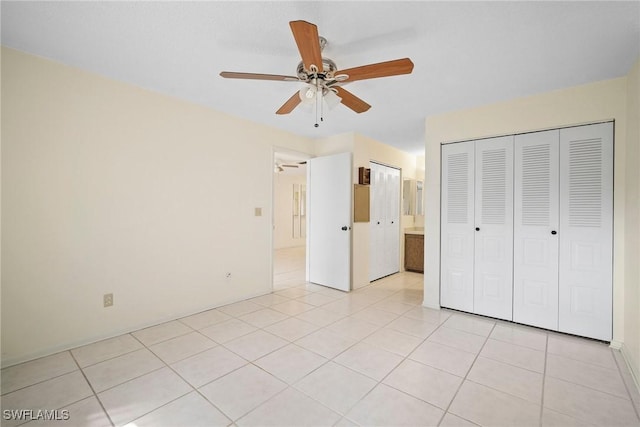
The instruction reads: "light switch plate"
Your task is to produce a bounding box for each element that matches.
[255,207,262,216]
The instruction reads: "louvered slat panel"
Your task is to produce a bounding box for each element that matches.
[568,138,602,228]
[521,144,551,227]
[447,152,469,224]
[481,148,507,225]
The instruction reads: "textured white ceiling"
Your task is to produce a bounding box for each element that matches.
[2,1,639,154]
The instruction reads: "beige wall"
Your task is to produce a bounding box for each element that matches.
[273,172,306,249]
[424,76,628,345]
[624,59,640,384]
[1,48,314,366]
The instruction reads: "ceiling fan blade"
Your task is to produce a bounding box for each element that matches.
[220,72,299,82]
[334,87,371,113]
[289,20,323,72]
[276,92,302,115]
[336,58,414,83]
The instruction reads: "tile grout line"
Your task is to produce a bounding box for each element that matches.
[538,333,549,427]
[340,311,451,425]
[144,328,221,367]
[478,348,547,376]
[115,332,217,426]
[545,368,640,403]
[237,300,419,423]
[68,350,116,427]
[1,367,79,397]
[72,336,145,370]
[219,291,409,377]
[434,320,498,426]
[537,336,634,424]
[225,284,427,423]
[612,349,640,421]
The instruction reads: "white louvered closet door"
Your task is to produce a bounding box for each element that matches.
[441,141,475,312]
[473,136,514,320]
[559,122,613,341]
[513,130,560,330]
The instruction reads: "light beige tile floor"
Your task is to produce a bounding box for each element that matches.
[2,247,639,426]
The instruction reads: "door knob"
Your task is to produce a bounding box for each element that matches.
[551,230,557,235]
[377,221,380,225]
[391,221,394,224]
[341,226,348,231]
[475,227,480,231]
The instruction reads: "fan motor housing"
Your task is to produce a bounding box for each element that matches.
[297,57,337,82]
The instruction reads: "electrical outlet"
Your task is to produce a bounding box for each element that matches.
[226,272,232,279]
[103,293,113,308]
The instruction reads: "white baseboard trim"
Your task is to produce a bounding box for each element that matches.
[620,343,640,396]
[422,300,441,310]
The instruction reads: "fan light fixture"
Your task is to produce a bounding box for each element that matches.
[323,89,341,110]
[299,85,317,103]
[298,83,342,122]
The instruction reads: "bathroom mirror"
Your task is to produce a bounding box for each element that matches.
[292,184,300,238]
[415,180,424,216]
[292,183,307,239]
[300,184,306,238]
[402,179,414,215]
[402,179,424,216]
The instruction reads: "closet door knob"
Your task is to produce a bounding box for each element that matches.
[391,221,394,224]
[475,227,480,231]
[377,221,380,225]
[341,226,348,231]
[551,230,557,235]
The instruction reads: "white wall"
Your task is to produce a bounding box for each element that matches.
[273,172,306,249]
[624,58,640,384]
[424,76,629,345]
[1,48,314,366]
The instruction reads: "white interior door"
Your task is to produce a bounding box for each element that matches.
[473,136,514,320]
[308,152,352,291]
[369,162,400,281]
[383,166,401,277]
[559,122,613,341]
[513,130,560,330]
[441,141,475,312]
[369,162,386,281]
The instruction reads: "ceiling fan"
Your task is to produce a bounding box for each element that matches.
[275,160,306,172]
[220,20,414,123]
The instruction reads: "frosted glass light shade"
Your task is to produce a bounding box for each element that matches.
[324,89,342,110]
[299,85,317,104]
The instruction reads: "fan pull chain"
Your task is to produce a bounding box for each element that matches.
[320,89,324,123]
[314,80,320,128]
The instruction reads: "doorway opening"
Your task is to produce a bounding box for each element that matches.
[272,150,310,290]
